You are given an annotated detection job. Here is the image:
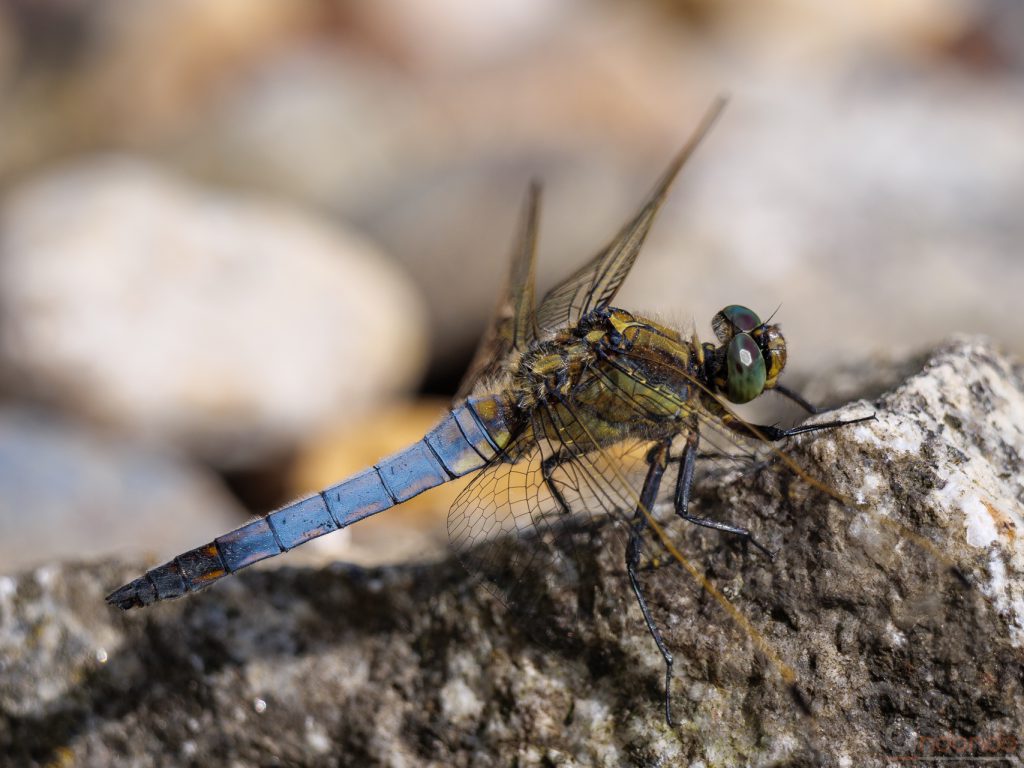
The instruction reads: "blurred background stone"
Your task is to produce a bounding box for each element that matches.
[0,157,428,467]
[0,407,242,574]
[613,80,1024,375]
[1,0,1021,388]
[163,10,720,377]
[149,1,1024,385]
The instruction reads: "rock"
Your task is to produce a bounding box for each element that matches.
[0,157,428,466]
[1,336,1021,765]
[0,407,243,574]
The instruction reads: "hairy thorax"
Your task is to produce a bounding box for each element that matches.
[511,308,703,450]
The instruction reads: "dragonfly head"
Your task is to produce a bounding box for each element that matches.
[710,305,787,404]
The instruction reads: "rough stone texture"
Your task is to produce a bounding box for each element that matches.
[1,337,1022,767]
[0,157,428,466]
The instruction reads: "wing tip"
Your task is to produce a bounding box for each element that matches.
[659,95,729,192]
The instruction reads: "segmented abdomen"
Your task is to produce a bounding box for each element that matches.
[106,396,511,609]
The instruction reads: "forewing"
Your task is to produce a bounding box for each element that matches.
[455,182,541,400]
[534,98,726,336]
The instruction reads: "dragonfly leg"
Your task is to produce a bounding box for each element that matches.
[747,413,875,441]
[674,430,775,559]
[708,399,876,442]
[541,453,572,515]
[773,383,821,414]
[625,441,676,726]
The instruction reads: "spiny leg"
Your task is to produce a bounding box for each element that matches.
[625,441,676,726]
[706,398,875,442]
[674,429,774,558]
[745,414,874,441]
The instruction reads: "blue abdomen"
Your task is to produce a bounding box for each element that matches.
[106,396,512,609]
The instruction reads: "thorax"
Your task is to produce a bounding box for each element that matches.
[514,308,703,445]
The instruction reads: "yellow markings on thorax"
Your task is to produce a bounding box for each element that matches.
[532,353,564,378]
[597,313,698,422]
[520,311,702,440]
[602,363,689,422]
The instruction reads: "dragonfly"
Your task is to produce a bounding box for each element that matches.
[106,98,872,725]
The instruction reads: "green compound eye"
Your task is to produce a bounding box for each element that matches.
[712,305,762,342]
[722,305,761,332]
[726,333,767,404]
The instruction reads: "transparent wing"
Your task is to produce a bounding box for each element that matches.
[534,98,726,336]
[446,408,662,644]
[455,182,541,400]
